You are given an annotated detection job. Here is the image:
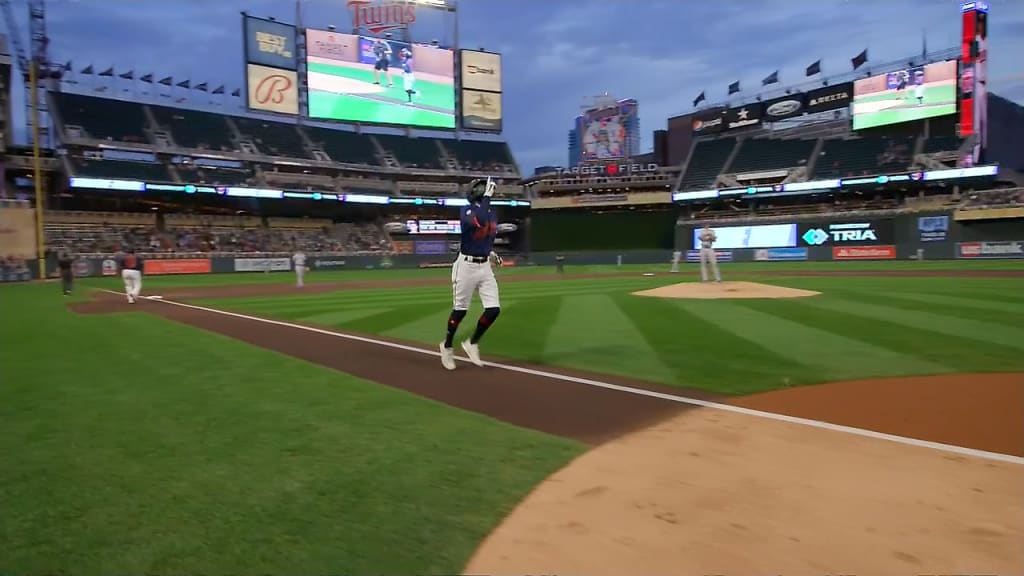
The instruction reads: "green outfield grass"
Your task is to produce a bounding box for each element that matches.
[852,83,957,129]
[195,265,1024,394]
[306,61,455,128]
[0,283,582,574]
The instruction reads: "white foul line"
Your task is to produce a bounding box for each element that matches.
[102,290,1024,466]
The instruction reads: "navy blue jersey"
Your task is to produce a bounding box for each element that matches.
[373,40,390,61]
[119,253,143,271]
[459,197,497,257]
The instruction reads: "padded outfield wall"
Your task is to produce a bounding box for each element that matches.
[673,211,1024,262]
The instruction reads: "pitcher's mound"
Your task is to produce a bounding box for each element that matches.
[632,281,820,300]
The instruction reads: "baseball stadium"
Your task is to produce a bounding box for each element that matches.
[1,0,1023,574]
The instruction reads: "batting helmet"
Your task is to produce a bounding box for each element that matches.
[466,178,489,202]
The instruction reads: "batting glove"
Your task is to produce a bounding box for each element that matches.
[483,177,496,198]
[489,251,503,266]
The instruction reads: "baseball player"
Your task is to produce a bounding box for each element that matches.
[57,250,73,295]
[119,247,143,303]
[440,177,501,370]
[399,47,419,104]
[292,250,308,288]
[698,225,721,283]
[670,250,682,273]
[372,37,393,87]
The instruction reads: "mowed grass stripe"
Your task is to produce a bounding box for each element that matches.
[381,301,520,345]
[545,294,676,385]
[881,290,1024,319]
[820,288,1024,328]
[675,299,949,380]
[297,307,393,327]
[613,295,816,393]
[803,295,1024,351]
[735,298,1024,372]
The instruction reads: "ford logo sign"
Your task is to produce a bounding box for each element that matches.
[766,99,801,117]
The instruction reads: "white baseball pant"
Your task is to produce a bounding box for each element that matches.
[699,247,721,282]
[451,254,500,310]
[122,269,142,300]
[296,266,306,287]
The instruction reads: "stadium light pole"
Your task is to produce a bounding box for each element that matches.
[29,59,46,279]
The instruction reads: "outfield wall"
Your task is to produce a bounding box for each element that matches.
[673,211,1024,262]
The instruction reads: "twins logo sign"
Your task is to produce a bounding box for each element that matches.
[347,0,416,35]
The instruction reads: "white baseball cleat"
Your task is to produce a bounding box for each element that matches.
[127,295,135,304]
[439,343,456,370]
[461,340,484,367]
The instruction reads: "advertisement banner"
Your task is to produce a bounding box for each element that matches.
[832,245,897,260]
[693,223,797,250]
[0,205,37,258]
[724,103,764,131]
[761,94,807,121]
[461,89,502,132]
[312,257,347,269]
[244,15,297,70]
[392,240,415,254]
[957,241,1024,259]
[414,240,449,255]
[101,258,118,276]
[234,257,291,272]
[460,49,502,93]
[686,250,733,263]
[691,108,726,135]
[918,215,950,242]
[144,259,212,275]
[799,220,893,246]
[805,82,853,114]
[754,247,809,261]
[247,64,299,115]
[304,29,359,63]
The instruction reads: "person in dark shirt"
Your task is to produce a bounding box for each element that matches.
[119,248,144,304]
[372,37,393,87]
[57,251,74,296]
[439,177,502,370]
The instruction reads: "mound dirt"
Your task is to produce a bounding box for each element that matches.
[632,280,821,299]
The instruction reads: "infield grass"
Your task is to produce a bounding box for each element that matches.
[0,283,582,574]
[191,263,1024,394]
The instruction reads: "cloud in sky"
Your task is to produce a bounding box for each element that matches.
[3,0,1022,168]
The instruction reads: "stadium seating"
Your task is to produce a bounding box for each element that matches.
[678,138,737,190]
[374,134,444,169]
[812,136,914,179]
[53,92,149,144]
[72,157,171,182]
[442,139,515,172]
[174,164,255,186]
[150,105,236,151]
[728,138,815,173]
[304,126,381,165]
[234,117,311,159]
[922,135,962,154]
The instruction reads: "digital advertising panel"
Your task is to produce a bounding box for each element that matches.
[461,88,502,131]
[460,49,502,93]
[804,82,853,114]
[577,100,636,160]
[761,94,806,121]
[724,103,764,130]
[246,64,299,115]
[243,15,298,70]
[305,28,455,129]
[960,1,988,157]
[691,223,798,250]
[798,220,894,246]
[852,60,958,130]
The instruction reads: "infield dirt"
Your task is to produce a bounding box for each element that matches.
[71,275,1024,574]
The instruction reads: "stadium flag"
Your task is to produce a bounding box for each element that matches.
[80,64,94,74]
[806,60,821,76]
[98,67,113,77]
[119,70,133,80]
[176,79,190,89]
[212,85,225,95]
[851,48,868,70]
[140,73,153,83]
[728,81,740,95]
[692,90,705,107]
[231,88,241,97]
[762,70,779,86]
[158,76,173,86]
[194,82,208,92]
[63,61,72,72]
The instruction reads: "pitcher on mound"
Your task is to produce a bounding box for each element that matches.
[698,224,721,283]
[440,177,502,370]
